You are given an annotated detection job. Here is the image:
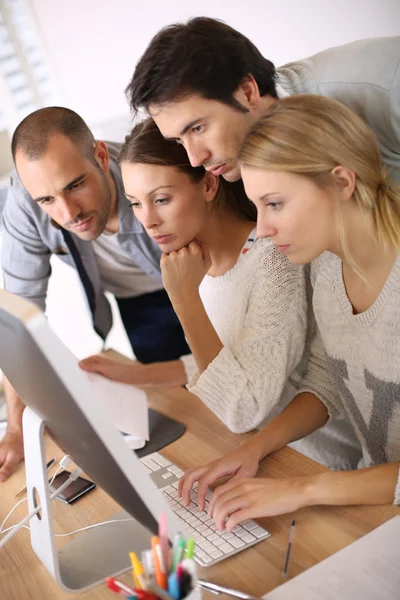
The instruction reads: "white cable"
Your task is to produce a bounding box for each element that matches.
[48,455,72,486]
[0,465,82,550]
[54,518,134,537]
[0,516,134,538]
[0,497,28,534]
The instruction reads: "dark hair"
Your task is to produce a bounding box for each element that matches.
[126,17,277,116]
[120,118,257,222]
[11,106,96,163]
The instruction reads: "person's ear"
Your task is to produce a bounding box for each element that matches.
[331,165,356,201]
[93,141,110,173]
[233,74,261,111]
[204,171,220,203]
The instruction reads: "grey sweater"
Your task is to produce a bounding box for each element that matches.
[300,252,400,504]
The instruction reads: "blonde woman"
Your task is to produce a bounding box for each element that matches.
[180,95,400,526]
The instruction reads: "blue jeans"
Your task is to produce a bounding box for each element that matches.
[116,289,190,364]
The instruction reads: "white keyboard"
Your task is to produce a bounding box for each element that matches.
[140,452,271,567]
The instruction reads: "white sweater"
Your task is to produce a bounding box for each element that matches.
[181,236,362,470]
[300,252,400,503]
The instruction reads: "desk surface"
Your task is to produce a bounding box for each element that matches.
[0,385,399,600]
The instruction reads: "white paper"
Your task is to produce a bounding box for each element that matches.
[83,372,149,441]
[264,516,400,600]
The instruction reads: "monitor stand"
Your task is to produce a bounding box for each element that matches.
[23,407,159,593]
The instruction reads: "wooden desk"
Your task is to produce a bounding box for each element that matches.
[0,385,399,600]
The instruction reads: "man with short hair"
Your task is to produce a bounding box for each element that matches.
[127,17,400,183]
[0,106,190,481]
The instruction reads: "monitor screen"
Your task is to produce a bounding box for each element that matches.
[0,290,182,539]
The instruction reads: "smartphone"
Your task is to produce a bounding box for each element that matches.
[49,470,96,504]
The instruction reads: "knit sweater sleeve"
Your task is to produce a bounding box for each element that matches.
[187,246,308,433]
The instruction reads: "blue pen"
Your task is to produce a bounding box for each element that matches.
[168,573,180,600]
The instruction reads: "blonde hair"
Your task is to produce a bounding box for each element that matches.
[239,94,400,272]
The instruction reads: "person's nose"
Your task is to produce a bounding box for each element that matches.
[256,217,278,239]
[141,205,161,231]
[185,139,211,168]
[60,196,82,224]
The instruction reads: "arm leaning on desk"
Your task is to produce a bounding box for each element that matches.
[0,385,399,600]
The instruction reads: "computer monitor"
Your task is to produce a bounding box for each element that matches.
[0,290,186,592]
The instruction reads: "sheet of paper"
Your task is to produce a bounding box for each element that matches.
[83,372,149,441]
[264,516,400,600]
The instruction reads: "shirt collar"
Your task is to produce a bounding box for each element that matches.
[109,158,142,234]
[275,83,290,99]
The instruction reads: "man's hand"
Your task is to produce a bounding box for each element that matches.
[0,429,24,482]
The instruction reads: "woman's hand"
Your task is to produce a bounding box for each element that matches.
[209,476,310,530]
[178,444,262,510]
[161,241,211,307]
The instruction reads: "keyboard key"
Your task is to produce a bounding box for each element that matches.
[162,472,174,479]
[251,526,268,538]
[210,550,223,559]
[172,482,179,489]
[230,537,245,548]
[213,537,226,548]
[140,457,159,471]
[242,520,258,531]
[219,542,234,554]
[202,556,212,564]
[168,465,182,475]
[241,533,256,544]
[191,519,202,528]
[221,531,234,540]
[152,454,172,468]
[209,533,219,542]
[233,527,247,537]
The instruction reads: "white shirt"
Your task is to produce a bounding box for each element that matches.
[92,231,163,298]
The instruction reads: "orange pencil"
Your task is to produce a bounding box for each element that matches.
[151,535,167,590]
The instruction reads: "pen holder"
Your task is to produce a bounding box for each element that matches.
[182,584,202,600]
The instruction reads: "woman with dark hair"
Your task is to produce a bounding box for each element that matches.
[80,119,360,471]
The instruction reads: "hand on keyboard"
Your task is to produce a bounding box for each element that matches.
[141,452,271,567]
[178,445,261,511]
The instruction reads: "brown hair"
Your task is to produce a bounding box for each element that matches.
[240,94,400,271]
[126,17,276,116]
[120,118,257,222]
[11,106,96,163]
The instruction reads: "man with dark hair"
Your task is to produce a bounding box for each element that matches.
[127,17,400,183]
[0,106,190,481]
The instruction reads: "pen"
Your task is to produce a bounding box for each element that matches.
[106,577,136,597]
[151,536,167,590]
[130,551,146,589]
[282,519,296,580]
[159,511,169,575]
[168,573,180,600]
[14,458,56,498]
[185,538,195,560]
[171,537,185,572]
[142,549,154,582]
[147,581,176,600]
[198,580,258,600]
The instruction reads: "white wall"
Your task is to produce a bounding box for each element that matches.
[12,0,400,359]
[30,0,400,133]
